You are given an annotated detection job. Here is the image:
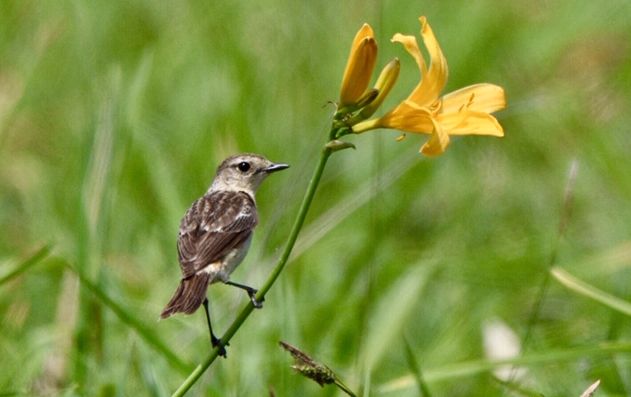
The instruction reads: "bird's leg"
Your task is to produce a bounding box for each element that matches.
[225,280,264,308]
[203,298,228,357]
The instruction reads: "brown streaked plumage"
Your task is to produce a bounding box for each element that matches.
[160,153,288,355]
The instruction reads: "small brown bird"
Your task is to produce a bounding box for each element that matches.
[160,153,288,356]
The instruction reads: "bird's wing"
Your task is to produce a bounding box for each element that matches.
[177,190,258,278]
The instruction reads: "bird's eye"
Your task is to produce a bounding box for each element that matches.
[237,161,251,173]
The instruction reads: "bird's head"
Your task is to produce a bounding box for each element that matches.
[210,153,289,195]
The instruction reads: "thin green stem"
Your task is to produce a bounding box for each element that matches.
[509,160,578,385]
[172,143,334,397]
[334,378,358,397]
[258,145,332,297]
[403,335,432,397]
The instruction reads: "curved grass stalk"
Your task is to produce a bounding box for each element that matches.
[0,245,52,286]
[378,341,631,394]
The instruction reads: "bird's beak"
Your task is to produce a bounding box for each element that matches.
[264,163,290,173]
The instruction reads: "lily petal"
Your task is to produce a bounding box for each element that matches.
[391,34,427,76]
[441,83,506,114]
[396,16,448,107]
[377,101,434,134]
[340,24,378,106]
[420,117,450,156]
[436,110,504,137]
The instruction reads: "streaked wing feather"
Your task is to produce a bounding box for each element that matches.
[177,191,257,278]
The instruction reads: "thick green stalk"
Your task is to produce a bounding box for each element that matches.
[172,144,334,397]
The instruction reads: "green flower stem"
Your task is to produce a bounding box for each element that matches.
[172,143,334,397]
[257,145,332,297]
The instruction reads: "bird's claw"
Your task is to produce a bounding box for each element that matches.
[247,289,264,309]
[251,296,264,309]
[211,336,229,358]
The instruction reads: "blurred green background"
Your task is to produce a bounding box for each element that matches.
[2,0,631,396]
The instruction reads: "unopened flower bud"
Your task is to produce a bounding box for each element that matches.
[339,24,378,106]
[359,58,400,119]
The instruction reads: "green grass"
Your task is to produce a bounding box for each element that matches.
[2,0,631,395]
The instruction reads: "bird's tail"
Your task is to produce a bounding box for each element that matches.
[160,272,211,319]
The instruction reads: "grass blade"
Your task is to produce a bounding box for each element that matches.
[360,265,432,373]
[0,245,52,286]
[65,263,192,374]
[402,335,432,397]
[378,341,631,393]
[551,266,631,316]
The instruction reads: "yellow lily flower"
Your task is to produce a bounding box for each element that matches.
[339,24,378,107]
[352,16,506,156]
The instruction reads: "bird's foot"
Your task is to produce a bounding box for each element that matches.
[211,335,229,358]
[247,289,264,309]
